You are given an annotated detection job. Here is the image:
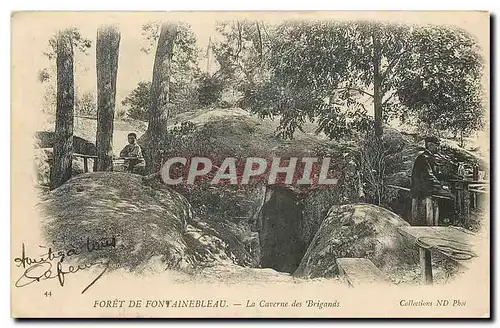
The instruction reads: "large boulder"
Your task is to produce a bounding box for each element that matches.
[39,172,256,271]
[294,203,416,279]
[138,108,328,160]
[138,108,332,271]
[33,132,98,187]
[34,131,97,156]
[40,172,193,270]
[34,148,85,186]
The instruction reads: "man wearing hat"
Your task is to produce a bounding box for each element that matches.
[119,132,143,173]
[410,136,450,225]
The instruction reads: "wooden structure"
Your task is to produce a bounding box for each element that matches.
[387,185,450,226]
[398,226,477,285]
[449,178,489,218]
[72,153,142,173]
[336,258,392,287]
[72,153,97,173]
[388,177,488,226]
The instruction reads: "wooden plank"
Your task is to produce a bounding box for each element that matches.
[411,198,418,226]
[400,226,477,280]
[400,226,475,247]
[387,185,410,192]
[72,153,98,159]
[468,189,488,194]
[399,226,476,261]
[83,157,88,173]
[470,169,479,208]
[419,248,433,285]
[433,199,439,226]
[386,185,452,200]
[399,226,447,245]
[428,226,477,270]
[428,226,476,247]
[425,197,436,226]
[468,184,489,188]
[336,258,391,287]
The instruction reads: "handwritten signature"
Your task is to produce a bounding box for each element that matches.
[13,237,116,294]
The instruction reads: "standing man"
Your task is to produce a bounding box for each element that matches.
[410,136,451,226]
[119,133,143,173]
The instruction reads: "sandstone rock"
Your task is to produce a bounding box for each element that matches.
[34,148,85,186]
[40,172,193,270]
[137,108,330,272]
[294,203,416,280]
[34,131,97,156]
[39,172,258,272]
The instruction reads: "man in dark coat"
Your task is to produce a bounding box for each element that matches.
[410,136,451,225]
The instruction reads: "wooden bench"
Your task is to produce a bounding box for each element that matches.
[336,258,392,287]
[72,153,97,173]
[398,226,477,285]
[72,154,143,173]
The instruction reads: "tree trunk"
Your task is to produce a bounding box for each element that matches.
[51,31,75,190]
[145,23,178,173]
[372,28,383,140]
[95,25,120,172]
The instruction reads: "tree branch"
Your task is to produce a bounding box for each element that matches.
[234,20,242,59]
[381,48,409,82]
[332,87,374,98]
[382,89,398,106]
[255,21,263,63]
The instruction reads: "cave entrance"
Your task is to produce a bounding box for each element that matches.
[258,187,307,273]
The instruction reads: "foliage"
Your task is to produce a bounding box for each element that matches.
[240,21,484,140]
[121,81,151,121]
[304,130,407,209]
[164,121,199,156]
[196,73,225,107]
[115,107,128,120]
[75,90,97,117]
[39,28,92,115]
[122,80,204,121]
[144,22,201,104]
[122,22,202,120]
[41,88,98,117]
[352,132,405,206]
[212,20,272,96]
[37,68,51,83]
[395,26,485,141]
[41,84,57,114]
[44,28,92,59]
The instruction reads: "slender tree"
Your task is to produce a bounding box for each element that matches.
[95,25,121,171]
[145,23,178,173]
[51,31,75,189]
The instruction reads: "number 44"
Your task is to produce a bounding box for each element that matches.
[44,291,52,297]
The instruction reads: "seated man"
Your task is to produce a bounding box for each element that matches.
[119,133,143,173]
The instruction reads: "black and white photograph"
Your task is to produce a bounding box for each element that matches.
[10,11,490,318]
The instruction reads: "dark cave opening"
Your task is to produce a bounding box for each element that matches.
[258,187,308,274]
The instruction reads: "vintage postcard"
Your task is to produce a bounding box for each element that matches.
[11,11,490,318]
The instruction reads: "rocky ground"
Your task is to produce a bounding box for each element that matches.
[34,108,487,285]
